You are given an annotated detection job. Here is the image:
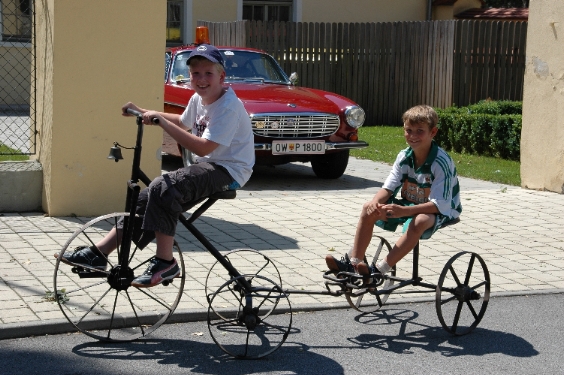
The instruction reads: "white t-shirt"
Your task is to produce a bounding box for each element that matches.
[180,87,255,187]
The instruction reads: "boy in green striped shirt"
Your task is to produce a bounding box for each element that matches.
[326,105,461,279]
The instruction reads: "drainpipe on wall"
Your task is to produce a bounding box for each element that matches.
[427,0,433,20]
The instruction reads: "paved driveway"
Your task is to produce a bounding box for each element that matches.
[0,157,563,336]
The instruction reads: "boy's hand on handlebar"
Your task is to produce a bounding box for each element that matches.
[142,111,164,126]
[122,102,142,117]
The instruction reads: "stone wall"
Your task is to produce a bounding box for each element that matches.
[521,0,564,193]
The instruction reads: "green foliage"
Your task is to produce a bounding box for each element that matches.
[466,100,522,116]
[435,101,522,161]
[352,126,520,186]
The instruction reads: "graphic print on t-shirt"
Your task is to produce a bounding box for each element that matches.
[401,180,430,204]
[194,115,209,137]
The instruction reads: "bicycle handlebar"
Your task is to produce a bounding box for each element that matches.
[125,108,160,125]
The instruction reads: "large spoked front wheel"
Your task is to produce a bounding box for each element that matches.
[207,274,292,359]
[346,236,396,313]
[436,251,490,335]
[53,213,186,341]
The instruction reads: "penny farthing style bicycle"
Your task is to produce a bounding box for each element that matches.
[53,111,186,342]
[53,110,291,358]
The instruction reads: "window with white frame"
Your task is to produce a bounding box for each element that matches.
[243,0,292,22]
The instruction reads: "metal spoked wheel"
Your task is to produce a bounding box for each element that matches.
[205,249,282,321]
[346,236,396,313]
[207,274,292,359]
[436,251,490,335]
[53,213,186,341]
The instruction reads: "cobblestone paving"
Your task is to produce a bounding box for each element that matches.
[1,157,563,332]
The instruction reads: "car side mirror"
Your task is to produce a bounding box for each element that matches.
[289,72,299,86]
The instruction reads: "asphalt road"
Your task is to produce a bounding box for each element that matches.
[0,293,562,375]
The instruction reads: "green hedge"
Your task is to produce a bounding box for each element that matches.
[435,101,522,161]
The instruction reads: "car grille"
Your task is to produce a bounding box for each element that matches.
[250,113,340,138]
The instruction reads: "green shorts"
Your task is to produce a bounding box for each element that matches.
[375,198,455,240]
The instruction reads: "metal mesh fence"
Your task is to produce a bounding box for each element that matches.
[0,0,35,155]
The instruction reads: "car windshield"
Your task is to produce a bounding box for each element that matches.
[169,50,289,84]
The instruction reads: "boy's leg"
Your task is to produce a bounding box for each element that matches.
[130,163,232,288]
[384,213,436,267]
[95,227,120,255]
[349,201,388,263]
[141,163,233,239]
[155,231,175,261]
[56,187,151,269]
[326,200,386,273]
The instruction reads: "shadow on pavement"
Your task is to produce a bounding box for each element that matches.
[349,308,538,358]
[68,337,344,375]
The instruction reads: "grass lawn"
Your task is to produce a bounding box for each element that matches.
[0,144,29,161]
[351,126,520,186]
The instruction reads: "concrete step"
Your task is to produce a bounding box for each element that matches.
[0,161,42,212]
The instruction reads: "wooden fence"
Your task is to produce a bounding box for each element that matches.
[199,20,527,125]
[453,20,527,107]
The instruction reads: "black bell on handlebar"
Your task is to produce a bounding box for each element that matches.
[107,143,123,162]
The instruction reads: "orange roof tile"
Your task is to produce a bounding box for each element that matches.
[455,7,529,20]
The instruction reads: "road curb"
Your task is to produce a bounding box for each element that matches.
[2,289,562,341]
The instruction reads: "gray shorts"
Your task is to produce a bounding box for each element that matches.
[119,162,236,243]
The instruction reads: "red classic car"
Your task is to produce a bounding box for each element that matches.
[164,45,368,179]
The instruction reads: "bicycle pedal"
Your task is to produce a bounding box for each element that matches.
[362,274,384,288]
[73,267,107,279]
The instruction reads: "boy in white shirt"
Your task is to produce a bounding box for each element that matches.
[58,44,255,288]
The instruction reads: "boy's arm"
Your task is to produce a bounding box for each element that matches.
[373,188,392,204]
[122,102,218,156]
[122,102,184,128]
[365,188,393,216]
[161,119,219,156]
[144,111,219,156]
[384,201,439,219]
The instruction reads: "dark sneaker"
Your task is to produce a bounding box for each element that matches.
[130,257,180,288]
[57,246,107,271]
[357,262,382,285]
[325,253,355,274]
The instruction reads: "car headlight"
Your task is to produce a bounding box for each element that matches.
[345,106,365,128]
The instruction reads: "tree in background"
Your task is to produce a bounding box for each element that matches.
[483,0,529,7]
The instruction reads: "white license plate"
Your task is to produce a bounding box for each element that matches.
[271,140,325,155]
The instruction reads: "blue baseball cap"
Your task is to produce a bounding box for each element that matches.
[187,44,225,67]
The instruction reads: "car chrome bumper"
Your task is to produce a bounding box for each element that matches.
[254,141,368,151]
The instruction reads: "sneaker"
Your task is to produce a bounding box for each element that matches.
[357,262,382,284]
[57,246,107,271]
[130,257,180,288]
[325,253,355,274]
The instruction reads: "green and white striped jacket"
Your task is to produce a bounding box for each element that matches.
[382,141,462,219]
